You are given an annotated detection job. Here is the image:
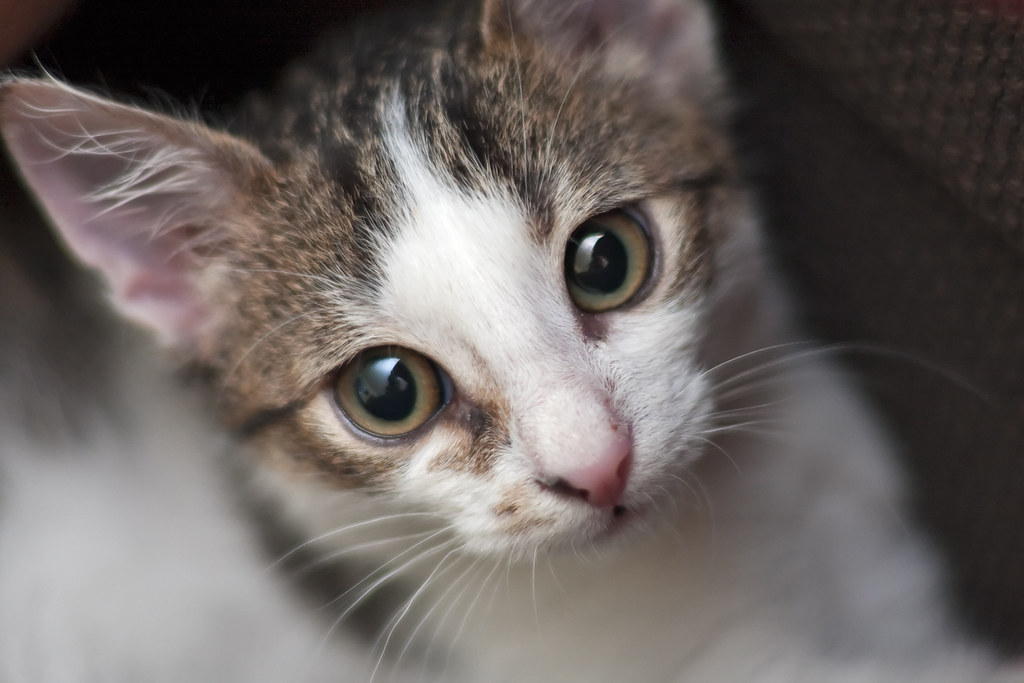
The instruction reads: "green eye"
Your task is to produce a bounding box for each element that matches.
[334,347,446,437]
[564,208,652,312]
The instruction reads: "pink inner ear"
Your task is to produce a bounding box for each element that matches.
[0,79,244,348]
[80,214,213,348]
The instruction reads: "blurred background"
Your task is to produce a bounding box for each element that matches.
[2,0,1021,657]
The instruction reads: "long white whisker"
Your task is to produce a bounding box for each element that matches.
[702,401,787,423]
[705,425,790,441]
[392,555,482,678]
[710,375,797,405]
[304,534,458,680]
[369,545,466,682]
[290,529,444,578]
[702,345,827,394]
[441,557,503,676]
[700,419,790,438]
[322,527,457,612]
[706,341,990,404]
[686,434,742,475]
[319,535,459,649]
[265,512,444,571]
[697,341,820,385]
[545,555,571,600]
[666,470,714,521]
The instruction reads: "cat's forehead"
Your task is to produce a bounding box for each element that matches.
[371,98,574,390]
[258,22,721,221]
[227,22,729,405]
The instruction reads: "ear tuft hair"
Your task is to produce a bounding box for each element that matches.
[0,77,273,348]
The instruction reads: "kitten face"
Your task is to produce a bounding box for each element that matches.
[214,27,730,555]
[0,0,736,557]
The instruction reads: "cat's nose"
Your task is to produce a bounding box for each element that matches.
[537,423,633,509]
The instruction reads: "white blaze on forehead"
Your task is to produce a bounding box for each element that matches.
[375,103,629,480]
[376,102,560,386]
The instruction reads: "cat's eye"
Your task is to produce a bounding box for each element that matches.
[564,208,652,312]
[334,347,447,438]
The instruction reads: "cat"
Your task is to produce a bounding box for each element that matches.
[0,0,1019,680]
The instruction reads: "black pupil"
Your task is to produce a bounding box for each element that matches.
[355,356,417,422]
[567,227,628,294]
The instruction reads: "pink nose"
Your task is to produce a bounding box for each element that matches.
[538,426,633,508]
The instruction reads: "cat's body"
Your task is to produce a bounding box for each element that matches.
[0,0,1017,681]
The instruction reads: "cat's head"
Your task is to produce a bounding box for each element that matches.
[0,0,757,558]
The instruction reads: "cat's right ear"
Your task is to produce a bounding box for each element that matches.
[481,0,723,110]
[0,77,273,350]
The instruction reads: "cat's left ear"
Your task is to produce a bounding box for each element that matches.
[482,0,723,109]
[0,78,273,349]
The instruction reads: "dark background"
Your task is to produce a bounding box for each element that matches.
[4,0,1022,657]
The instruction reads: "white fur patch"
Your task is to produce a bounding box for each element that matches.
[376,100,627,467]
[0,347,378,683]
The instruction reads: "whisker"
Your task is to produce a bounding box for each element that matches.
[653,482,680,517]
[266,512,444,571]
[667,470,714,521]
[322,528,457,612]
[702,344,827,395]
[503,551,515,599]
[545,556,569,599]
[307,534,458,679]
[320,536,459,647]
[391,555,482,678]
[687,433,743,474]
[702,401,788,424]
[705,341,991,405]
[289,529,443,579]
[441,557,504,678]
[369,545,466,682]
[697,341,819,385]
[661,449,713,549]
[699,418,790,438]
[710,376,798,406]
[585,535,601,561]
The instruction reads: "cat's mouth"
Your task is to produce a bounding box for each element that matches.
[487,495,640,557]
[577,500,640,544]
[600,504,634,539]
